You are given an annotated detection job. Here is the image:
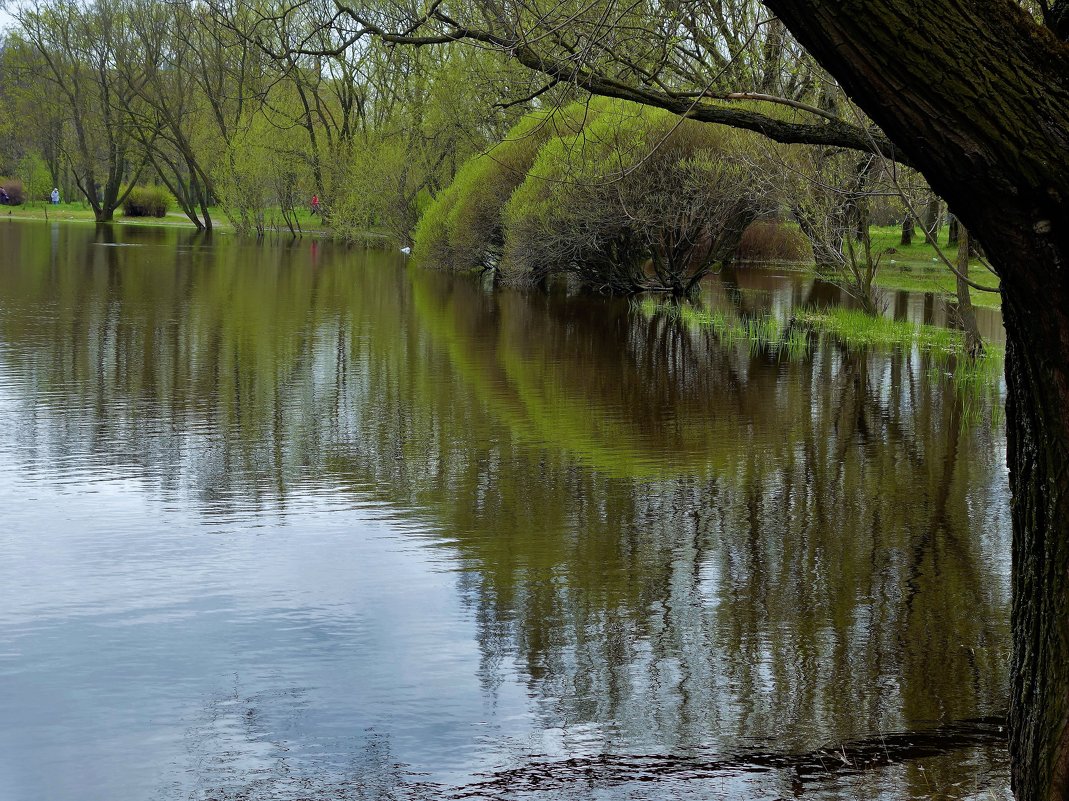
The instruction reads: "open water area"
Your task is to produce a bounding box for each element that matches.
[0,219,1011,800]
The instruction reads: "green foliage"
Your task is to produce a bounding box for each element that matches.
[636,296,812,359]
[213,118,309,236]
[500,101,767,292]
[412,105,584,269]
[122,186,173,218]
[17,153,51,204]
[415,97,772,293]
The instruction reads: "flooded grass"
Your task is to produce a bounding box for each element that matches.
[636,296,811,358]
[797,308,1005,426]
[794,307,1000,360]
[636,300,1004,426]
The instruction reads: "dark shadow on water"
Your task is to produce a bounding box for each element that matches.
[450,718,1007,798]
[191,718,1007,800]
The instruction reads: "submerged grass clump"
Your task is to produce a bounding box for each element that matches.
[794,308,916,348]
[794,307,1002,361]
[634,296,810,359]
[633,299,1004,425]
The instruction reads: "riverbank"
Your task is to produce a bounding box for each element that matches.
[865,225,1002,307]
[0,201,334,236]
[746,225,1002,308]
[3,210,1001,308]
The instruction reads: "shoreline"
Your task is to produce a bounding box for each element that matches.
[1,211,1000,307]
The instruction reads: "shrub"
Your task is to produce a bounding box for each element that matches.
[414,98,785,294]
[736,220,811,263]
[0,178,25,205]
[501,103,769,294]
[122,185,172,218]
[412,102,600,272]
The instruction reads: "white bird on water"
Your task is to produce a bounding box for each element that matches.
[400,246,412,255]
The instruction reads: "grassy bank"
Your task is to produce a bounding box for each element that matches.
[873,265,1002,308]
[1,201,332,235]
[857,225,1002,307]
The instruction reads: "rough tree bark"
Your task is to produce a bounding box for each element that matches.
[760,3,1069,799]
[900,212,914,246]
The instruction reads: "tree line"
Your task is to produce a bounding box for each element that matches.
[0,0,531,235]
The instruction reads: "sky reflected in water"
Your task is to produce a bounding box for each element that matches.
[0,220,1011,800]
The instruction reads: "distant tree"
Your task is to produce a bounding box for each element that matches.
[15,0,145,221]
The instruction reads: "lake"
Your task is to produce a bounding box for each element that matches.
[0,219,1011,800]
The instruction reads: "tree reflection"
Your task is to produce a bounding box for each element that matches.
[0,220,1010,797]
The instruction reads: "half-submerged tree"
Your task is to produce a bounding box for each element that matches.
[417,100,768,295]
[501,104,766,295]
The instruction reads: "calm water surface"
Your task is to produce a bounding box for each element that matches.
[0,220,1011,800]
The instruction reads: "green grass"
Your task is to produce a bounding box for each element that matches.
[794,307,1003,365]
[0,200,335,235]
[637,297,811,359]
[641,298,1005,425]
[637,297,1006,386]
[872,266,1002,308]
[868,224,958,267]
[865,224,1002,308]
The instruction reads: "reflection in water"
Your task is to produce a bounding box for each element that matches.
[0,220,1010,800]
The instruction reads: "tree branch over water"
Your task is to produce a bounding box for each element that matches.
[220,0,910,162]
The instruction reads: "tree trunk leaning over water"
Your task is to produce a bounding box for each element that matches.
[759,4,1069,800]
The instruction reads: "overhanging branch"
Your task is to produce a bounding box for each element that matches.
[329,7,912,164]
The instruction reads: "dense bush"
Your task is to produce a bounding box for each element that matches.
[412,103,599,271]
[414,99,776,294]
[0,178,25,205]
[736,220,811,263]
[122,185,172,218]
[500,103,769,294]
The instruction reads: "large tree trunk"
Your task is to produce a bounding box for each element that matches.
[1004,276,1069,801]
[900,212,914,246]
[761,2,1069,799]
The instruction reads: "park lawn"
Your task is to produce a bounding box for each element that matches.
[865,225,1002,308]
[0,201,333,234]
